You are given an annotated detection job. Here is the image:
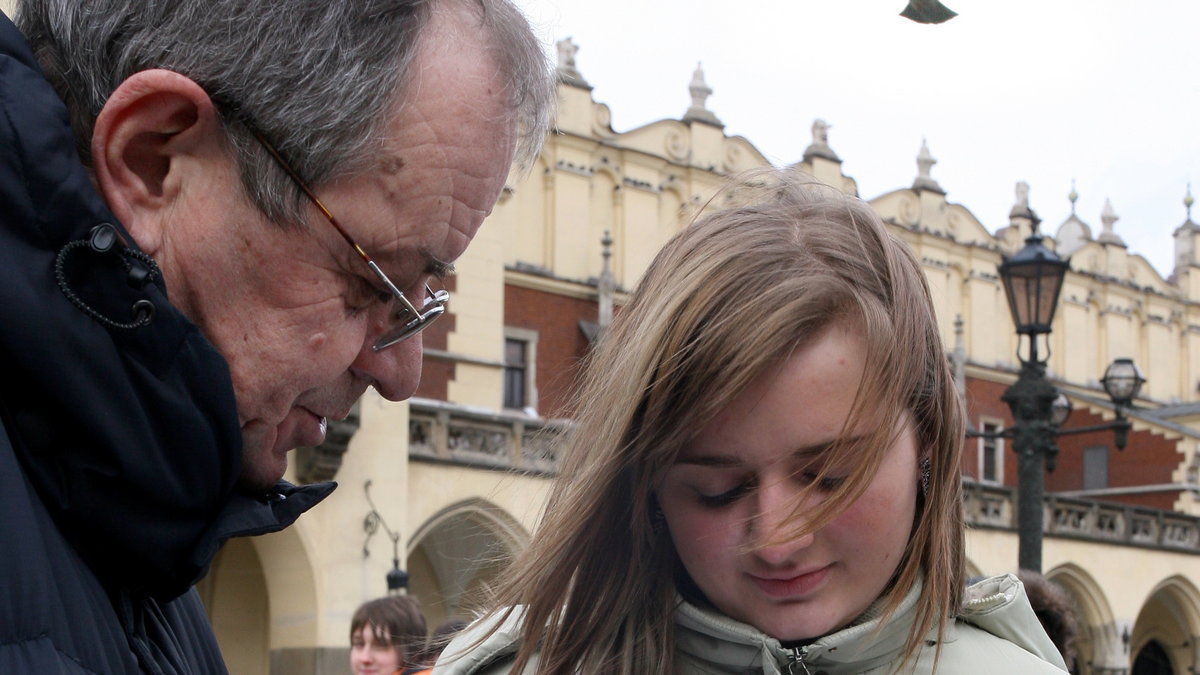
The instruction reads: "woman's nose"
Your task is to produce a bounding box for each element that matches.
[749,479,815,566]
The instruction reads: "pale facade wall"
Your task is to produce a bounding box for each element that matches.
[446,192,508,409]
[969,527,1200,623]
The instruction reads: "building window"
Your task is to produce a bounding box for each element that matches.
[503,328,538,412]
[1083,445,1108,491]
[978,419,1004,484]
[503,339,527,409]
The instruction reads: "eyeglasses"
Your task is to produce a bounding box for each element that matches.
[249,131,449,351]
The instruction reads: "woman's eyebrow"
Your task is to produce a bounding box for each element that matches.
[676,436,865,467]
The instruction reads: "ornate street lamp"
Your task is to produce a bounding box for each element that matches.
[969,215,1141,573]
[999,224,1070,355]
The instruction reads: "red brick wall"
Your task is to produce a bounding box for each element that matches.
[962,375,1184,511]
[504,284,597,418]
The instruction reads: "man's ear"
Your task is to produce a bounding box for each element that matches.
[91,69,224,256]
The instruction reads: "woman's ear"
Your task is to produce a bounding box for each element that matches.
[90,69,224,256]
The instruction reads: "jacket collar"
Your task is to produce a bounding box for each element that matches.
[674,579,933,674]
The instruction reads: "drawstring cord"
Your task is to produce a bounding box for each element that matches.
[55,223,161,330]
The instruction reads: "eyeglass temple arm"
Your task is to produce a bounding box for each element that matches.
[250,130,374,266]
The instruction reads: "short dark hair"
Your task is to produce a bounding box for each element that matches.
[350,595,428,664]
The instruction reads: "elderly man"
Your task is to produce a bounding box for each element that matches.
[0,0,553,672]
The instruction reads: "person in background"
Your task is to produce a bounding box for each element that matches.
[1019,569,1082,672]
[352,596,430,675]
[0,0,553,671]
[435,171,1068,674]
[411,618,471,675]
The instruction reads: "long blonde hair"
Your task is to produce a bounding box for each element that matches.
[484,170,965,673]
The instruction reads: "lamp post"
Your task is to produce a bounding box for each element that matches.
[970,218,1143,573]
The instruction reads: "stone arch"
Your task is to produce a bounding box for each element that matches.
[1132,575,1200,675]
[196,526,320,674]
[197,538,270,675]
[407,499,530,629]
[1046,562,1118,674]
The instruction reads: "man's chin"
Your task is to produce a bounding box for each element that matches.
[237,421,293,492]
[236,445,291,493]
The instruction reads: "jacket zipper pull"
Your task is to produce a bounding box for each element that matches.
[786,646,813,675]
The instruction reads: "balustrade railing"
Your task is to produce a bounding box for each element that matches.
[963,480,1200,553]
[408,398,568,474]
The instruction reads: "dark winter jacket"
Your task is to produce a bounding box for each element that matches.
[0,13,334,673]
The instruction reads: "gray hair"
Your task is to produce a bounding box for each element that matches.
[17,0,554,225]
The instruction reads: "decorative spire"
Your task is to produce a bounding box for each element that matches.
[1097,197,1126,246]
[682,62,722,127]
[912,138,944,194]
[1186,183,1195,222]
[555,36,590,89]
[802,118,841,162]
[1068,180,1078,216]
[598,231,615,331]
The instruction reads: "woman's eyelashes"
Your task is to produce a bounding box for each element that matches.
[697,481,752,508]
[694,470,846,508]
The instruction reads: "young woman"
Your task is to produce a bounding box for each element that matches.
[436,172,1067,674]
[351,595,429,675]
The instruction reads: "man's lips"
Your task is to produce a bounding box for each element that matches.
[287,407,328,449]
[747,564,832,599]
[302,405,353,422]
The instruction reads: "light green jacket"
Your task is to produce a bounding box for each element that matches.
[434,574,1067,674]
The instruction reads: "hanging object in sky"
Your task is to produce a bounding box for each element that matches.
[900,0,957,23]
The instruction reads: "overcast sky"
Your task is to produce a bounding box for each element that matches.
[514,0,1200,278]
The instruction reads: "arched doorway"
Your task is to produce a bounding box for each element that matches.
[1132,640,1173,675]
[196,538,270,675]
[1046,563,1119,675]
[1131,576,1200,675]
[407,499,529,629]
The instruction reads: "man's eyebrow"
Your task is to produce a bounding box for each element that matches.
[421,248,455,280]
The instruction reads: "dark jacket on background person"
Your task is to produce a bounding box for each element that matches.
[0,13,334,674]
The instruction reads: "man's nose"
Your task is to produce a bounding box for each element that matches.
[350,331,424,402]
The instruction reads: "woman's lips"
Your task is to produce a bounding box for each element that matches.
[747,564,831,599]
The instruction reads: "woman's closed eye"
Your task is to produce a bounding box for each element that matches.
[800,471,846,492]
[697,481,753,508]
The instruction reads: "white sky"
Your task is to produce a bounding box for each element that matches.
[515,0,1200,278]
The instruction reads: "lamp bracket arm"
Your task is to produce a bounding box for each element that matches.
[965,429,1014,440]
[1054,415,1132,437]
[362,479,401,560]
